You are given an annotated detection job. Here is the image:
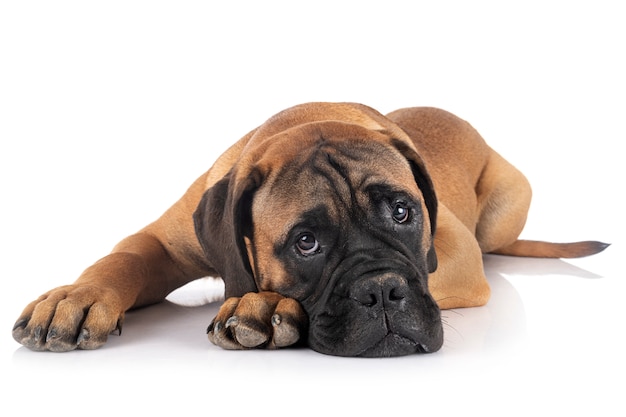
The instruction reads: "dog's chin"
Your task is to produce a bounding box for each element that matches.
[356,333,426,358]
[309,331,443,358]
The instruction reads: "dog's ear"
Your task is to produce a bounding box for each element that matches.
[193,169,260,298]
[391,139,438,273]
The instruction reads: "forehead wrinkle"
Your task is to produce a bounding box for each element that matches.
[315,141,419,202]
[254,139,418,240]
[253,159,341,248]
[256,146,359,247]
[309,148,354,214]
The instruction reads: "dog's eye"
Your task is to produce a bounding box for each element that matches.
[296,233,320,256]
[392,202,410,223]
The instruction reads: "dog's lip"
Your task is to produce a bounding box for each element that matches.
[307,309,444,357]
[356,332,424,357]
[354,317,444,357]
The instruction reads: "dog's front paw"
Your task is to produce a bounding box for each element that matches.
[12,285,124,352]
[207,292,307,350]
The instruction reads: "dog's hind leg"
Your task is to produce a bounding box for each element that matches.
[474,149,532,254]
[474,150,609,258]
[429,204,491,309]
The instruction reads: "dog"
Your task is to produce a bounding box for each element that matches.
[12,102,608,357]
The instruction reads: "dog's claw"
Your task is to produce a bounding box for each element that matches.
[77,328,90,345]
[46,328,58,342]
[33,326,43,343]
[225,316,239,328]
[114,317,124,336]
[213,321,222,333]
[12,318,27,331]
[271,314,281,326]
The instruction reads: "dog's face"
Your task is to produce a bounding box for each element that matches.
[196,121,443,357]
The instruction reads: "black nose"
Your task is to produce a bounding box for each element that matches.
[350,273,409,308]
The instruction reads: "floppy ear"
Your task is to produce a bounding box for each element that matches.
[193,169,259,298]
[391,139,438,273]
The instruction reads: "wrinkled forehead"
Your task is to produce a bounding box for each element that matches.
[252,138,421,236]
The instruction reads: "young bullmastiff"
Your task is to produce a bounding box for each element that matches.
[12,102,608,357]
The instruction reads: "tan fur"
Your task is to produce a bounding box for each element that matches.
[13,102,607,352]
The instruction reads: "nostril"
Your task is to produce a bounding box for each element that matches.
[353,289,378,307]
[388,287,406,302]
[362,294,377,308]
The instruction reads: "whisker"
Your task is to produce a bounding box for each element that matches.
[439,308,465,350]
[443,308,464,317]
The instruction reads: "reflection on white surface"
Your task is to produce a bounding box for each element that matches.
[9,256,526,361]
[10,253,621,415]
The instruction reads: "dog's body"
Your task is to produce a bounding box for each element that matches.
[13,103,607,357]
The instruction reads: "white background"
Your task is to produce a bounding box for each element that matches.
[1,1,624,415]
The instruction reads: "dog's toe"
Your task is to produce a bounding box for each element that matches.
[270,314,300,347]
[207,319,246,350]
[226,316,270,348]
[207,292,308,350]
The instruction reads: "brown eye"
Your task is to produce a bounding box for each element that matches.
[296,233,320,256]
[392,202,410,223]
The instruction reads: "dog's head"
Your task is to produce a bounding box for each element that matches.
[194,108,443,357]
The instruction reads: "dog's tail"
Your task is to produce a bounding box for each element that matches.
[490,239,610,258]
